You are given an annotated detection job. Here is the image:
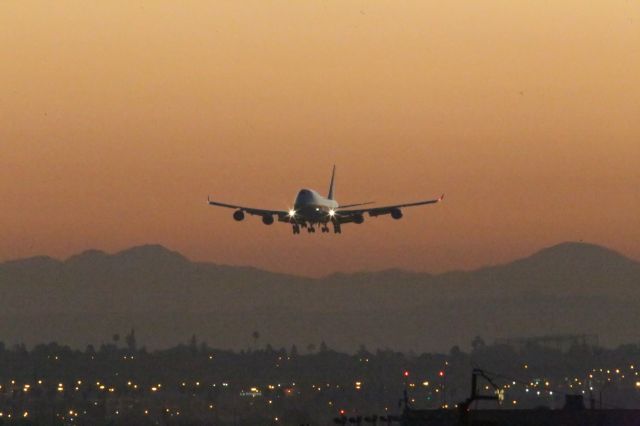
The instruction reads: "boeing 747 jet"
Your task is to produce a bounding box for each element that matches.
[207,166,444,234]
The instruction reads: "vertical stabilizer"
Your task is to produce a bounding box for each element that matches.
[327,165,336,200]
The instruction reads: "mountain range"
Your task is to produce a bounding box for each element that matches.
[0,242,638,352]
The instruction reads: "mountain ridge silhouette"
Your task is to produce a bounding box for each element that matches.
[0,241,637,352]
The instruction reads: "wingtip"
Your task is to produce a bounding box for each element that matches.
[439,193,445,202]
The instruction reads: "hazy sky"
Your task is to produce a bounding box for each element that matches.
[1,1,638,276]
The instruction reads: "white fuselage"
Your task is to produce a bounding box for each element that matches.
[293,189,338,224]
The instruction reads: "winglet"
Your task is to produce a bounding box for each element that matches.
[438,193,445,202]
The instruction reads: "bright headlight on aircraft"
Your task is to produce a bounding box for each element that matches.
[288,209,296,217]
[328,209,336,217]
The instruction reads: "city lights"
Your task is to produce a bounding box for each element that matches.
[0,343,638,423]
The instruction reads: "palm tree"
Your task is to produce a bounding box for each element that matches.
[251,331,260,350]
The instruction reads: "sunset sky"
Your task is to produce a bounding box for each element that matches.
[1,1,638,276]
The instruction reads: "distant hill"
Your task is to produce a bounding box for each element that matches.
[0,242,638,352]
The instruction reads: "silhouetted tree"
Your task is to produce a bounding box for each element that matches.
[189,334,198,355]
[252,331,260,350]
[85,344,96,356]
[14,343,27,356]
[357,344,371,358]
[471,336,486,352]
[449,345,462,358]
[125,328,137,352]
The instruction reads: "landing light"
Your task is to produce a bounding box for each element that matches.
[288,209,296,217]
[329,209,335,217]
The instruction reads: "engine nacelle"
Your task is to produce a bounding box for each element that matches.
[353,214,364,224]
[262,215,274,225]
[390,208,403,220]
[233,210,245,221]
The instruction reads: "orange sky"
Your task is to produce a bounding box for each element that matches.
[1,1,638,276]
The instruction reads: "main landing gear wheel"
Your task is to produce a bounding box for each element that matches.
[321,226,329,233]
[333,223,341,234]
[292,225,300,234]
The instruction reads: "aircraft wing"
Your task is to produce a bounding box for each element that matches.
[336,194,444,220]
[338,201,375,209]
[207,197,289,219]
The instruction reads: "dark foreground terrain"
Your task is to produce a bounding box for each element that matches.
[1,338,640,424]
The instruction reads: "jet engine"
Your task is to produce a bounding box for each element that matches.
[353,214,364,224]
[390,208,403,219]
[233,210,245,221]
[262,215,274,225]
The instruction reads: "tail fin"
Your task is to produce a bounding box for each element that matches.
[327,165,336,200]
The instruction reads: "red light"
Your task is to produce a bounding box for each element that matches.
[339,409,346,415]
[403,371,410,377]
[439,371,445,377]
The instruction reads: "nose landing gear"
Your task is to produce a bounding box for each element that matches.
[333,223,342,234]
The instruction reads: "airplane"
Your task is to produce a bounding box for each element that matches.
[207,166,444,234]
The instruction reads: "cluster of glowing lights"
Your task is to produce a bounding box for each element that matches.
[4,362,640,419]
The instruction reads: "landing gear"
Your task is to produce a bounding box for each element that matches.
[293,222,337,235]
[333,223,342,234]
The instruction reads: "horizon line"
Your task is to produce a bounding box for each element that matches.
[1,240,636,279]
